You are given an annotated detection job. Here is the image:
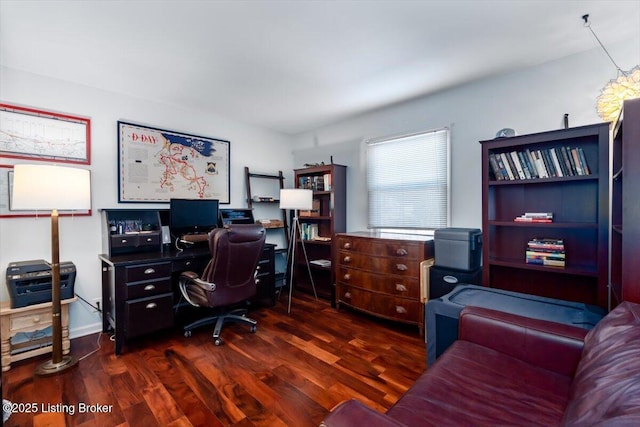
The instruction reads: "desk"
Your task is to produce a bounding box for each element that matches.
[1,297,77,371]
[99,244,275,355]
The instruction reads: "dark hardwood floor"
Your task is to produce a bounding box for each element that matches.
[2,292,426,426]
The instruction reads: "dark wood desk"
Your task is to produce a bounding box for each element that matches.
[99,244,275,355]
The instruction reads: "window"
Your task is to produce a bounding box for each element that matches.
[366,127,450,232]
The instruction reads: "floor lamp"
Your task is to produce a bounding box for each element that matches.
[280,189,317,313]
[11,164,91,376]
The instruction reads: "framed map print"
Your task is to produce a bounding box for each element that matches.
[117,121,230,203]
[0,103,90,164]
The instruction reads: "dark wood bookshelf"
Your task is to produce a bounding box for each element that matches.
[480,123,610,308]
[611,98,640,307]
[293,164,346,302]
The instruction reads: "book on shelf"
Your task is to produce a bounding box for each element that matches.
[514,212,553,223]
[489,146,591,181]
[525,238,565,267]
[298,173,332,191]
[310,259,331,267]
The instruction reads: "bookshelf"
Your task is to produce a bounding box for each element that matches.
[611,98,640,308]
[480,123,610,308]
[293,164,347,302]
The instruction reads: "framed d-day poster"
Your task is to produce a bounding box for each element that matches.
[117,121,230,203]
[0,103,90,164]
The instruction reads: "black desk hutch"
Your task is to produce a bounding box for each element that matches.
[99,209,275,355]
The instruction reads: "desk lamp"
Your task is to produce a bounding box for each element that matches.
[11,164,91,376]
[279,188,317,313]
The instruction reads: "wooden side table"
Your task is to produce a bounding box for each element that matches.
[0,297,76,372]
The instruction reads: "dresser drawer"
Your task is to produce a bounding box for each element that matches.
[337,267,420,299]
[337,285,422,325]
[337,236,423,260]
[125,262,172,282]
[337,251,420,276]
[124,293,173,337]
[126,277,172,300]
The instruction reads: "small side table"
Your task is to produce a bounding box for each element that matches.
[0,297,76,372]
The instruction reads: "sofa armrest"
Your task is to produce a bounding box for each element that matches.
[459,306,587,377]
[320,399,408,427]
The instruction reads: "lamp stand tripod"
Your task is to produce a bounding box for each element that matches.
[285,213,318,314]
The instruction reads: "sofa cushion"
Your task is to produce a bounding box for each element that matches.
[563,301,640,426]
[386,339,573,426]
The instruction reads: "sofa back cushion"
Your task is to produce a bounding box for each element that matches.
[562,301,640,426]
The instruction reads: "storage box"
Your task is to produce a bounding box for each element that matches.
[434,228,482,271]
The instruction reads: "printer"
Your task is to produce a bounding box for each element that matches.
[6,259,76,308]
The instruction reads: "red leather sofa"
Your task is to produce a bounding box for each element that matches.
[321,301,640,426]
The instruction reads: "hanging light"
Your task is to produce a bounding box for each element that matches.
[583,14,640,122]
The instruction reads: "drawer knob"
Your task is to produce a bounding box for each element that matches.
[144,284,156,291]
[146,237,153,242]
[344,292,352,299]
[146,302,157,309]
[395,283,407,292]
[121,239,128,243]
[395,306,407,314]
[33,316,41,323]
[343,256,351,263]
[344,242,351,249]
[396,248,408,256]
[144,268,156,275]
[396,264,408,271]
[343,273,351,281]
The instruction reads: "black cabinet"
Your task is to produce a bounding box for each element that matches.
[429,266,482,299]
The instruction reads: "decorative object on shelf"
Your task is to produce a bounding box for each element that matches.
[495,128,516,138]
[11,164,91,375]
[582,14,640,122]
[0,103,90,164]
[280,188,317,313]
[117,121,230,203]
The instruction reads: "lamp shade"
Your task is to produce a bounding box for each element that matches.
[12,164,91,211]
[279,188,313,210]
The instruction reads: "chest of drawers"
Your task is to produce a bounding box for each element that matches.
[335,232,433,331]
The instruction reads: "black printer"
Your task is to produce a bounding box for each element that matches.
[6,259,76,308]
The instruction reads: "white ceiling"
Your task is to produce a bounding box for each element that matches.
[1,1,639,135]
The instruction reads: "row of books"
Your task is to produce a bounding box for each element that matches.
[298,174,332,191]
[300,223,319,241]
[489,146,591,181]
[525,238,565,268]
[514,212,553,223]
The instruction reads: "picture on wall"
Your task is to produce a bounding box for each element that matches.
[0,103,90,164]
[0,164,91,218]
[118,121,230,203]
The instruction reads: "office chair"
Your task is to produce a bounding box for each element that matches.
[178,224,266,345]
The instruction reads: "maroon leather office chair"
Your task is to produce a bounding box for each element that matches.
[179,224,266,345]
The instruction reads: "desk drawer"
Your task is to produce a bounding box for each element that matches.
[9,306,52,332]
[124,293,173,337]
[172,257,209,274]
[337,285,421,325]
[125,262,171,282]
[126,278,172,300]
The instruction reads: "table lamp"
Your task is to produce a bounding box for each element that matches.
[11,164,91,376]
[279,188,317,313]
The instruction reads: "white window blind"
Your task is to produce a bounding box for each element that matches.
[366,128,449,230]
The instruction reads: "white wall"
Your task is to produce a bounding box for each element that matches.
[0,67,294,338]
[292,41,640,232]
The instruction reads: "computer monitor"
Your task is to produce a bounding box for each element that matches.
[169,198,219,235]
[218,208,255,226]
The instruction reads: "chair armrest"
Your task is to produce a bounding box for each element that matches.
[459,306,587,377]
[178,271,216,307]
[321,400,408,427]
